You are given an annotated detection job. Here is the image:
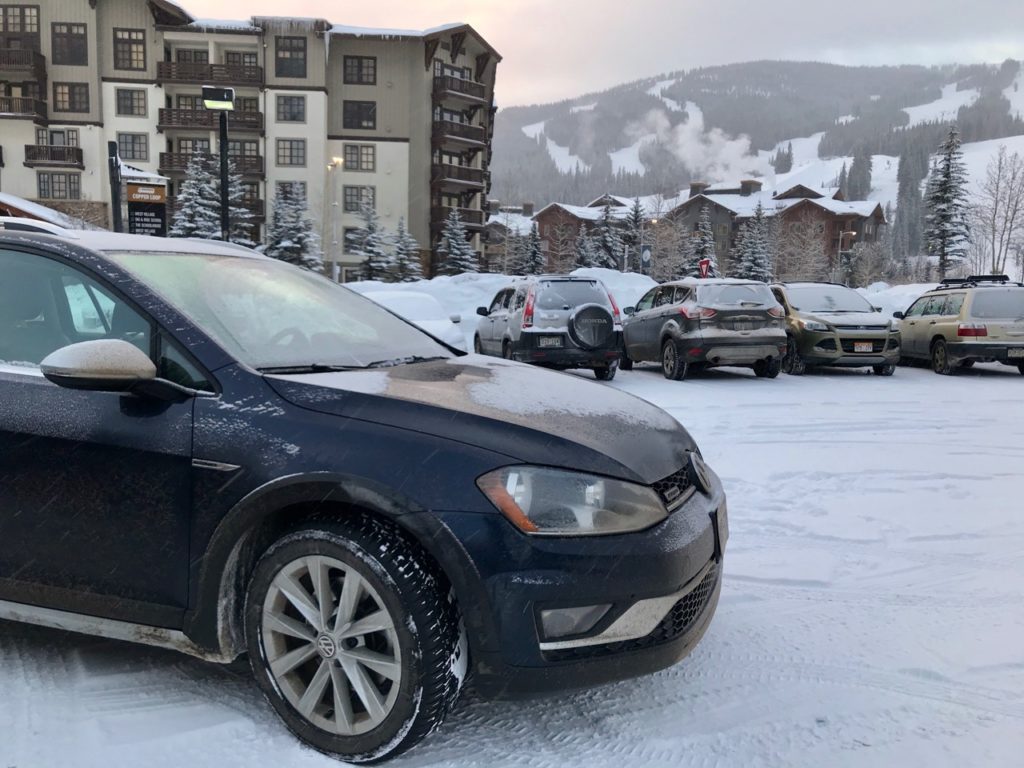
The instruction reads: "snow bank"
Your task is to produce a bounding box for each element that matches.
[570,267,657,309]
[857,282,937,319]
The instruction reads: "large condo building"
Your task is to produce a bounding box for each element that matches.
[0,0,500,277]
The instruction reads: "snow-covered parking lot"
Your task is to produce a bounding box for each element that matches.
[2,363,1023,767]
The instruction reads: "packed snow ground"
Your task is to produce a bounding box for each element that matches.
[2,361,1023,767]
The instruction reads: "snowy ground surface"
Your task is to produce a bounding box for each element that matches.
[3,361,1023,767]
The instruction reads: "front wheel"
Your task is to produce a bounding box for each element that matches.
[245,518,464,763]
[662,339,688,381]
[753,358,781,379]
[931,340,954,375]
[782,336,806,376]
[501,341,514,360]
[594,360,618,381]
[473,336,483,355]
[873,363,896,377]
[619,351,634,371]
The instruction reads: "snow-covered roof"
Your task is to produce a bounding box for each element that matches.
[0,192,105,231]
[329,22,465,38]
[534,202,632,223]
[809,198,883,217]
[486,212,534,236]
[118,159,167,184]
[183,18,259,32]
[698,190,797,218]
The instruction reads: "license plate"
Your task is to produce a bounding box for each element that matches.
[1008,348,1024,358]
[734,322,752,331]
[854,342,874,353]
[538,336,562,348]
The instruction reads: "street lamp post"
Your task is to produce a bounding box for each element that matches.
[326,157,344,280]
[202,86,235,242]
[836,228,858,284]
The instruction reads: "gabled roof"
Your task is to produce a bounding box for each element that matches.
[328,22,501,61]
[772,183,825,200]
[486,212,534,236]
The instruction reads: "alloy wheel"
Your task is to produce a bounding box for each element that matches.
[931,340,952,375]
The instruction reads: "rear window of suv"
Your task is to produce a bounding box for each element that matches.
[536,280,610,310]
[698,283,775,306]
[969,289,1024,319]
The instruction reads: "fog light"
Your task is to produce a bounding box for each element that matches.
[540,604,611,640]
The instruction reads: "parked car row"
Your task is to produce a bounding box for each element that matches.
[475,274,1024,380]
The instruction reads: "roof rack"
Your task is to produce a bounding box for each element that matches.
[937,274,1024,288]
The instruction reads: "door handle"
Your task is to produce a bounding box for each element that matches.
[928,321,937,325]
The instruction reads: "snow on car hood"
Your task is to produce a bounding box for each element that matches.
[266,356,695,484]
[807,312,892,328]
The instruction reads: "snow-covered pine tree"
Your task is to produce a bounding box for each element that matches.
[169,153,220,239]
[350,197,394,281]
[593,202,625,269]
[520,223,546,275]
[391,217,423,282]
[625,197,644,269]
[262,183,323,271]
[924,125,972,278]
[573,225,597,268]
[847,149,873,201]
[732,202,774,282]
[692,202,719,276]
[837,162,849,197]
[436,209,479,275]
[675,225,700,278]
[223,159,256,247]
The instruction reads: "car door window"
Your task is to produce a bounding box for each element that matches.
[500,290,514,311]
[922,296,947,316]
[905,298,928,317]
[672,287,691,304]
[488,291,506,314]
[943,293,965,317]
[653,287,674,308]
[635,289,656,312]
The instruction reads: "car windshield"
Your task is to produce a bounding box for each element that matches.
[969,289,1024,319]
[536,280,609,310]
[697,283,774,306]
[104,252,454,370]
[785,284,874,313]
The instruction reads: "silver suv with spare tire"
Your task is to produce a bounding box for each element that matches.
[475,275,624,380]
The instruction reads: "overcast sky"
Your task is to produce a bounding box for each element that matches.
[182,0,1024,106]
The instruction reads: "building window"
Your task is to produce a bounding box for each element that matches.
[113,29,146,71]
[343,55,376,85]
[234,96,258,113]
[275,139,306,167]
[240,181,259,202]
[276,181,307,202]
[52,22,87,65]
[175,93,203,110]
[115,88,146,116]
[276,94,305,122]
[225,50,257,68]
[343,227,360,254]
[275,36,306,78]
[228,139,258,157]
[38,172,81,200]
[36,127,79,146]
[343,185,374,213]
[117,133,148,161]
[174,48,208,64]
[177,137,211,155]
[343,100,376,130]
[0,6,39,33]
[343,143,375,171]
[53,82,89,113]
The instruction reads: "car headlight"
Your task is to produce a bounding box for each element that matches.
[801,319,830,332]
[477,466,667,536]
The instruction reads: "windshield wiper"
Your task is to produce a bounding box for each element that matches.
[258,363,357,374]
[364,355,448,369]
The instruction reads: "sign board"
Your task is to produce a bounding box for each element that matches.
[699,258,711,278]
[127,202,167,237]
[126,183,166,204]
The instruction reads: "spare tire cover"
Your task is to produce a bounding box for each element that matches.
[568,303,614,350]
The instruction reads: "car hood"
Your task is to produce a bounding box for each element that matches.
[804,311,892,328]
[266,356,694,484]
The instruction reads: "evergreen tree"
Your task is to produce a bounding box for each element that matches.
[593,202,625,269]
[350,197,394,281]
[436,209,479,275]
[924,125,972,278]
[573,225,598,268]
[692,202,719,276]
[625,197,645,269]
[837,162,849,197]
[520,224,546,275]
[391,217,423,283]
[892,145,928,270]
[222,159,256,247]
[732,202,773,281]
[262,183,323,271]
[847,149,873,201]
[169,154,220,239]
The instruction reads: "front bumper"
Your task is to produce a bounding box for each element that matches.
[433,471,728,699]
[944,340,1024,364]
[798,330,900,367]
[512,330,623,368]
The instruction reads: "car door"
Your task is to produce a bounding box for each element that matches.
[901,295,937,357]
[624,288,657,360]
[645,286,677,354]
[489,289,514,353]
[0,247,196,627]
[479,290,505,354]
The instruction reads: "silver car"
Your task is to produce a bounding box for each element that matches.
[474,275,623,380]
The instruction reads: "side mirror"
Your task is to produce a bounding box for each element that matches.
[476,306,490,317]
[872,306,882,312]
[41,340,156,392]
[623,306,636,316]
[892,311,905,319]
[449,313,462,324]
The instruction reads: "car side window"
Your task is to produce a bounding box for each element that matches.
[488,291,506,313]
[635,289,656,312]
[653,287,674,308]
[512,289,526,311]
[501,289,514,311]
[943,293,965,317]
[922,296,947,316]
[158,333,213,391]
[673,287,691,304]
[905,298,928,317]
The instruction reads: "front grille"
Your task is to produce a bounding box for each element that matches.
[840,339,886,353]
[651,463,694,509]
[543,563,719,662]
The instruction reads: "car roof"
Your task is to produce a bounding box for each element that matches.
[774,281,850,289]
[0,230,265,259]
[667,277,767,287]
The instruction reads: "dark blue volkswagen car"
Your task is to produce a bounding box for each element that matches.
[0,231,727,762]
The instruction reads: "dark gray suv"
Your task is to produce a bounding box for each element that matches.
[475,275,623,380]
[622,279,788,380]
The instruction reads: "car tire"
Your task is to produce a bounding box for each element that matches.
[594,360,618,381]
[662,339,688,381]
[753,358,781,379]
[931,339,954,375]
[873,363,896,376]
[501,341,513,360]
[620,351,634,371]
[782,336,805,376]
[473,336,483,355]
[245,517,464,764]
[959,359,975,369]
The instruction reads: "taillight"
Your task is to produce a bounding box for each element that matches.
[679,306,717,319]
[606,290,621,322]
[768,306,785,318]
[522,286,536,328]
[958,323,987,337]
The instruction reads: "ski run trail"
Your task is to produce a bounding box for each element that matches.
[2,363,1023,767]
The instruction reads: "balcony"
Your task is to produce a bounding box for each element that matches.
[158,108,263,132]
[0,48,46,82]
[23,145,84,169]
[168,195,265,221]
[433,75,487,105]
[0,96,47,121]
[159,152,264,175]
[431,163,486,188]
[157,61,263,86]
[432,119,486,148]
[431,206,485,230]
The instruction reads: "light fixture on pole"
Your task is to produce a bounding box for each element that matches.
[326,157,344,279]
[837,228,858,285]
[202,85,235,242]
